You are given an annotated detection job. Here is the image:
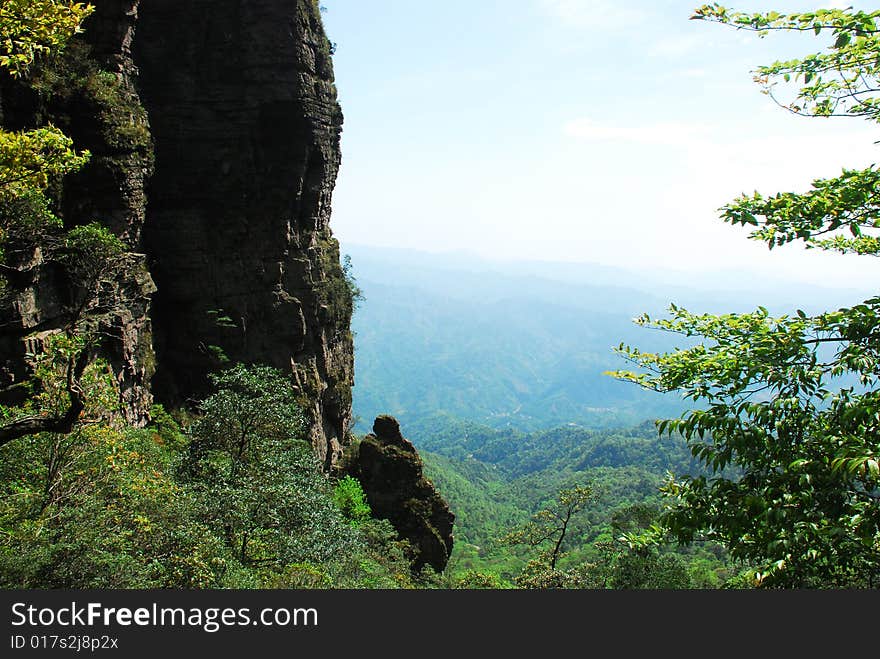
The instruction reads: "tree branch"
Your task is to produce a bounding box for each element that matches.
[0,345,90,448]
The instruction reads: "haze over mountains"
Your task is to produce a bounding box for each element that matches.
[346,243,875,433]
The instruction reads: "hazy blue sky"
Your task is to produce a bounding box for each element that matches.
[321,1,880,287]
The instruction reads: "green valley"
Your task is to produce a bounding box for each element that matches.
[403,416,735,587]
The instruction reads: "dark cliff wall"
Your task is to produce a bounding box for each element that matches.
[1,0,354,466]
[133,0,353,467]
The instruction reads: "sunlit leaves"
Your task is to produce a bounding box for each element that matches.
[0,3,92,285]
[0,1,93,76]
[719,167,880,254]
[0,127,89,197]
[333,475,372,526]
[0,128,90,279]
[610,4,880,586]
[691,5,880,261]
[693,4,880,120]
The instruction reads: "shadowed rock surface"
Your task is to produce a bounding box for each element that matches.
[134,0,353,467]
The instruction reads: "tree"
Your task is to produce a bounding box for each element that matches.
[182,364,360,573]
[333,474,372,526]
[0,2,111,447]
[187,363,307,478]
[0,1,92,221]
[504,484,594,570]
[0,1,93,77]
[587,504,696,589]
[0,362,417,589]
[0,419,229,589]
[612,4,880,588]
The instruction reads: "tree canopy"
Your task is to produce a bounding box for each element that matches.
[613,4,880,588]
[0,1,92,77]
[0,1,92,206]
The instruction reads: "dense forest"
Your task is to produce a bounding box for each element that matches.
[0,366,423,588]
[413,417,735,588]
[1,1,878,591]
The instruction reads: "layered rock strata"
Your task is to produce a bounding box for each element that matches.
[134,0,353,467]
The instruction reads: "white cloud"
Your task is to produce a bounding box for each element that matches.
[563,117,712,147]
[538,0,647,30]
[553,113,880,279]
[649,34,710,58]
[678,68,707,78]
[563,115,877,165]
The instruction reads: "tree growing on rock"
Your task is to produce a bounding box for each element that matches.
[0,1,134,447]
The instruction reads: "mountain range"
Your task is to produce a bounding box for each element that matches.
[346,244,874,432]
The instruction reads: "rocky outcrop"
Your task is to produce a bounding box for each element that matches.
[134,0,353,467]
[345,416,455,574]
[0,1,354,462]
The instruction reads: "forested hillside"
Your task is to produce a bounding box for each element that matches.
[406,417,735,587]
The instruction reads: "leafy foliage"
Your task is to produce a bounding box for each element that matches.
[0,1,91,254]
[693,4,880,121]
[181,365,360,571]
[610,4,880,588]
[1,362,425,589]
[694,4,880,258]
[502,487,697,589]
[0,422,224,588]
[0,1,92,77]
[187,364,306,473]
[502,485,594,570]
[333,475,372,526]
[0,126,89,196]
[0,0,127,448]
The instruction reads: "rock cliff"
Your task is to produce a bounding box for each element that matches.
[134,0,353,467]
[0,0,354,466]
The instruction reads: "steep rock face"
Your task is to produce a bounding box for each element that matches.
[0,0,156,425]
[133,0,353,467]
[0,0,354,462]
[346,416,455,574]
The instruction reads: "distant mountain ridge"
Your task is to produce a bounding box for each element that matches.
[346,244,875,433]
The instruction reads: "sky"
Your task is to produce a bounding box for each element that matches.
[320,0,880,289]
